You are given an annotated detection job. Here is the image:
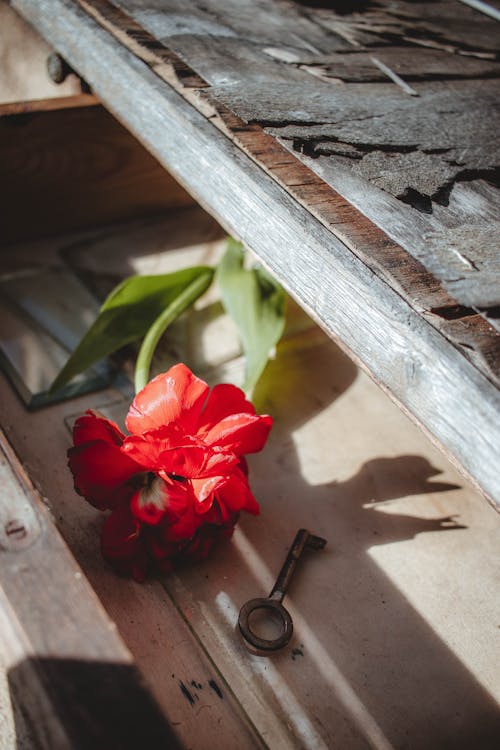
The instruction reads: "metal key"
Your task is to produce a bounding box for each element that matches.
[238,529,327,653]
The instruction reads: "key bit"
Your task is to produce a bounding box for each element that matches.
[238,529,327,653]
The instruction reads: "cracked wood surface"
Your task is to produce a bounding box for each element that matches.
[68,0,500,360]
[87,0,500,323]
[68,0,500,313]
[11,0,500,507]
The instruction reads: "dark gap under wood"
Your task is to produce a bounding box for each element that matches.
[0,104,195,245]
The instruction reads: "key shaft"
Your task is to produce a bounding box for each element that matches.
[269,528,326,602]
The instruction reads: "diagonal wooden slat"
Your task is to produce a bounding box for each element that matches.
[0,429,182,749]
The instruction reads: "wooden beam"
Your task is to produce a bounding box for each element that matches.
[0,93,98,115]
[0,429,181,749]
[75,0,500,329]
[66,0,500,384]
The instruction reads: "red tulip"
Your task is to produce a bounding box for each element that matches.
[68,364,272,581]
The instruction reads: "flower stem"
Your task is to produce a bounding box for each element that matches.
[134,271,212,393]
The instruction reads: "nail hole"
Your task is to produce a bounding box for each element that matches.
[5,520,27,539]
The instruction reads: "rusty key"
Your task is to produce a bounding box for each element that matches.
[238,529,327,653]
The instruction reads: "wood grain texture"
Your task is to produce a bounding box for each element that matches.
[63,0,500,383]
[0,429,181,750]
[88,0,500,319]
[273,46,500,81]
[11,0,500,509]
[0,103,194,244]
[0,92,98,115]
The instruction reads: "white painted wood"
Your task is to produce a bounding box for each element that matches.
[166,337,500,749]
[1,191,499,749]
[11,0,500,508]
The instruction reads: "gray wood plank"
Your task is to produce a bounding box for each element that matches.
[264,46,500,81]
[215,78,500,198]
[12,0,500,509]
[108,0,500,319]
[0,430,181,750]
[279,143,500,312]
[117,0,350,53]
[70,0,500,338]
[308,0,500,53]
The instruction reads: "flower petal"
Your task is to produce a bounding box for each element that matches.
[191,475,229,508]
[180,521,236,562]
[204,413,273,455]
[72,410,125,447]
[216,470,260,516]
[123,430,238,478]
[68,442,141,510]
[164,508,200,542]
[101,504,148,582]
[197,384,255,433]
[126,363,209,435]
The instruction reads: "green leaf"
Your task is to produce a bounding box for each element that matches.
[216,238,285,396]
[134,270,214,393]
[51,266,214,392]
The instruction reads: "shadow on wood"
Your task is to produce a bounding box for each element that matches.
[7,657,182,750]
[200,335,500,748]
[0,105,195,245]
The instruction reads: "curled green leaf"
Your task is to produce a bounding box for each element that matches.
[216,238,285,396]
[134,270,214,393]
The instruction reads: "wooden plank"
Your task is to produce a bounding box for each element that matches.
[94,0,500,321]
[0,428,181,749]
[0,103,194,244]
[268,46,500,81]
[11,0,500,509]
[278,140,500,316]
[0,93,98,115]
[308,0,500,53]
[61,0,500,383]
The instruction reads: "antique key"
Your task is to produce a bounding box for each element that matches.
[238,529,327,653]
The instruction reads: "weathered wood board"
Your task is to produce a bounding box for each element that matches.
[0,429,182,749]
[1,213,499,749]
[69,0,500,322]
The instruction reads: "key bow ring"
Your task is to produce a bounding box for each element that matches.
[238,529,327,653]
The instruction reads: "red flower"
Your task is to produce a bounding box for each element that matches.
[68,364,272,581]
